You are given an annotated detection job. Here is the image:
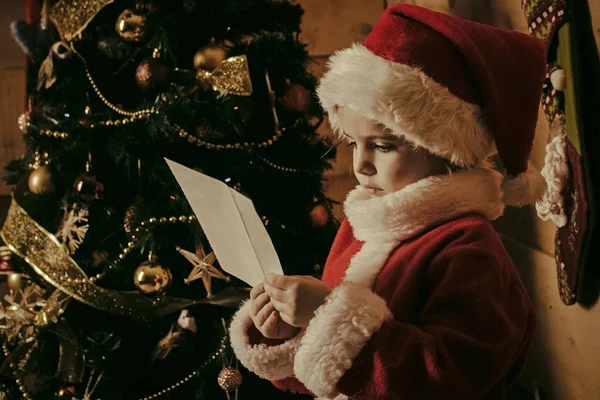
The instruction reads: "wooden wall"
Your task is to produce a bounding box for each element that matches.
[0,0,27,196]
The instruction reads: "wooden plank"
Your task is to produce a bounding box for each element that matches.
[297,0,383,56]
[501,235,600,400]
[322,172,357,221]
[589,0,600,57]
[0,68,26,196]
[0,0,27,68]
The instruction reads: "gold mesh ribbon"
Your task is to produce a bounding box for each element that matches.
[49,0,114,41]
[0,197,199,321]
[196,55,253,96]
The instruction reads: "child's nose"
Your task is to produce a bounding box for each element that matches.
[354,149,376,176]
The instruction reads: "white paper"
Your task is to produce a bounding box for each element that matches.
[165,158,283,287]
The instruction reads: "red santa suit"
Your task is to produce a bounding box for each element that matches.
[230,166,536,399]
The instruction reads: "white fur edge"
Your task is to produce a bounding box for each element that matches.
[317,394,349,400]
[501,161,547,207]
[229,300,303,381]
[343,165,505,244]
[316,44,493,167]
[293,282,393,398]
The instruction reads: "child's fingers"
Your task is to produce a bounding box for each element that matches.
[264,282,287,303]
[263,310,279,334]
[255,302,275,327]
[276,310,295,327]
[250,282,265,300]
[249,292,270,317]
[269,296,292,317]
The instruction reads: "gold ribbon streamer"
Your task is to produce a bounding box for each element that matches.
[49,0,115,41]
[196,55,253,97]
[54,320,85,383]
[0,197,199,322]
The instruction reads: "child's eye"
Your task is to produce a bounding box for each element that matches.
[345,140,357,148]
[373,143,395,153]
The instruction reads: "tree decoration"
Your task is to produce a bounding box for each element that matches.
[177,245,229,298]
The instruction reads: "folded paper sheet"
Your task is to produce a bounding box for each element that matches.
[165,159,283,287]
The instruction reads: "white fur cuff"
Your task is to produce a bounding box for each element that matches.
[294,282,393,398]
[229,300,303,381]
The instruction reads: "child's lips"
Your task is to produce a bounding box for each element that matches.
[363,185,383,195]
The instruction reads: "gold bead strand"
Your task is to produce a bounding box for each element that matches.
[174,123,283,150]
[90,214,196,283]
[69,42,157,118]
[138,335,227,400]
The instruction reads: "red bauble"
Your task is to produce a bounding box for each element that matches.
[0,249,13,272]
[280,83,311,115]
[74,171,104,202]
[135,58,172,92]
[309,204,330,228]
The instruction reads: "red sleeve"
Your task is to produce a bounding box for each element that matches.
[335,244,536,399]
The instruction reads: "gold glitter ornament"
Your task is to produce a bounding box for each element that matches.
[195,55,253,97]
[218,367,242,392]
[28,166,55,194]
[193,44,227,71]
[49,0,115,41]
[124,203,137,233]
[115,9,149,42]
[134,253,172,294]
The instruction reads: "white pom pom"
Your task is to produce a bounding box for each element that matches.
[550,69,566,91]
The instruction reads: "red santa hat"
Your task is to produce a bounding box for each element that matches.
[317,4,547,206]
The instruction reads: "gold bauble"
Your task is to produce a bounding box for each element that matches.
[115,9,148,42]
[134,257,172,294]
[217,367,242,391]
[28,166,55,194]
[193,44,227,71]
[7,272,23,291]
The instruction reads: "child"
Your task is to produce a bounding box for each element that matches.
[229,4,546,399]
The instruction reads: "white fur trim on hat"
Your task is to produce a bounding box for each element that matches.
[501,161,547,207]
[317,44,493,167]
[293,282,393,398]
[229,300,303,381]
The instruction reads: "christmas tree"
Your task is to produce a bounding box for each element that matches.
[0,0,337,398]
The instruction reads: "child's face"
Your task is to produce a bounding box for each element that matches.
[336,107,447,197]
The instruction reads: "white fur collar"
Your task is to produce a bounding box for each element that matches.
[341,166,504,289]
[344,166,505,244]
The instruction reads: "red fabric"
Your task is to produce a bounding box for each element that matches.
[26,0,43,24]
[272,215,536,399]
[364,4,546,176]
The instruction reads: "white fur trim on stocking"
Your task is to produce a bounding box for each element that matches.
[229,300,303,381]
[293,282,393,398]
[501,161,547,207]
[317,44,493,167]
[535,116,569,226]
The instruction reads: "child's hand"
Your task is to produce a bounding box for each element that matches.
[249,282,301,340]
[264,274,332,328]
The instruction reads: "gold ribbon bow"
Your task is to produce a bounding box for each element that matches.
[50,0,115,41]
[196,55,253,97]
